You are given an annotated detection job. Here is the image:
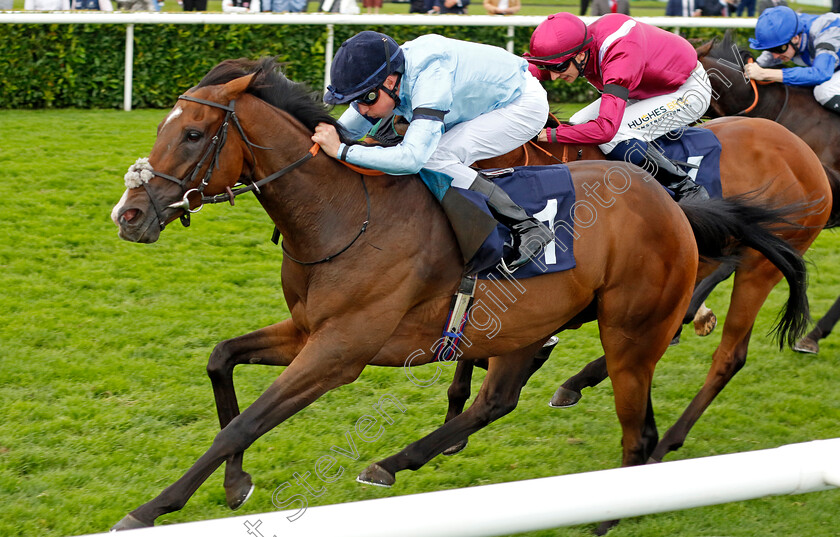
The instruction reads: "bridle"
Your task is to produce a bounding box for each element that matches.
[140,93,370,266]
[733,58,790,121]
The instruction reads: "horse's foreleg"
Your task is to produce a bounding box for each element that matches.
[651,266,781,462]
[793,292,840,354]
[650,326,752,462]
[550,354,608,408]
[687,264,733,323]
[358,346,541,487]
[113,339,367,530]
[206,319,305,510]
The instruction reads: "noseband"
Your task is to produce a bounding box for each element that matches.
[140,94,318,230]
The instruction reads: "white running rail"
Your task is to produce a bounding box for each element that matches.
[74,438,840,537]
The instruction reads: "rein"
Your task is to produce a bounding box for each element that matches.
[736,58,790,122]
[139,93,371,266]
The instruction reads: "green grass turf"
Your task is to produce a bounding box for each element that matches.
[0,108,838,537]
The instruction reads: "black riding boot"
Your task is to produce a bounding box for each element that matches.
[469,173,552,271]
[822,95,840,115]
[640,145,710,202]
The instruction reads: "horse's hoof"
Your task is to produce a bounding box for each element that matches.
[693,309,717,337]
[442,439,468,456]
[356,463,395,488]
[669,334,680,346]
[225,473,255,510]
[110,514,151,532]
[593,519,620,535]
[549,386,581,408]
[792,336,819,354]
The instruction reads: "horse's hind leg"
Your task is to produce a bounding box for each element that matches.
[206,319,305,509]
[587,324,665,535]
[358,345,543,487]
[442,337,558,455]
[441,360,476,456]
[550,354,607,408]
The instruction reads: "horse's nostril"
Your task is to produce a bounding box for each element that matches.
[122,208,140,223]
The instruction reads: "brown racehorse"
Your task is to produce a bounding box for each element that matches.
[697,31,840,205]
[109,58,810,532]
[444,114,832,465]
[697,31,840,353]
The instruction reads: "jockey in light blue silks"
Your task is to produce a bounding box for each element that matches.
[310,31,552,271]
[746,6,840,114]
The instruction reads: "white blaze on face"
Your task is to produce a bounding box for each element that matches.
[111,189,129,226]
[163,106,183,129]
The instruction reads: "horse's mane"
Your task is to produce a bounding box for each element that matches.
[705,30,754,66]
[197,57,346,138]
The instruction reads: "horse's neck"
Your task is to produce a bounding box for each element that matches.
[245,105,370,256]
[760,84,839,142]
[749,83,789,122]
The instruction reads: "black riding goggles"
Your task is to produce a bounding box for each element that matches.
[767,42,792,54]
[357,85,384,106]
[538,58,574,74]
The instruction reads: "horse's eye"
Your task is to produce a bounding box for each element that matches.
[186,130,203,143]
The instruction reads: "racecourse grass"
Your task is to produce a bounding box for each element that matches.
[1,108,839,537]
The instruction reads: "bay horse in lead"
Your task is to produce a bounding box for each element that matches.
[109,58,812,531]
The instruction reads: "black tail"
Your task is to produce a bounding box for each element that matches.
[823,164,840,229]
[678,196,809,348]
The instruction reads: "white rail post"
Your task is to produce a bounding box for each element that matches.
[123,23,134,111]
[506,25,514,54]
[324,23,334,94]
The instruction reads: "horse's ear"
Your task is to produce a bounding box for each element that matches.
[695,39,714,58]
[222,73,256,100]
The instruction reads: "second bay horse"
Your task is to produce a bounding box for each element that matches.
[449,114,832,463]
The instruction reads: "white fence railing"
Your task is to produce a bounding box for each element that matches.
[73,438,840,537]
[0,12,759,110]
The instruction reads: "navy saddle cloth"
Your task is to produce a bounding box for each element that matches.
[655,127,723,199]
[458,165,578,279]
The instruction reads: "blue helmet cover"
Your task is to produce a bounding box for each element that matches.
[324,31,405,105]
[749,6,802,50]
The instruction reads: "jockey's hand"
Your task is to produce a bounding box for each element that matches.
[537,128,549,143]
[744,62,779,82]
[311,123,341,158]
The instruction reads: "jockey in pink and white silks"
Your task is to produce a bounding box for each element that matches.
[525,13,713,201]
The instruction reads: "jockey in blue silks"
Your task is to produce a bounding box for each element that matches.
[310,31,552,271]
[746,6,840,114]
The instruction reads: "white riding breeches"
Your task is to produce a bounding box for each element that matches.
[423,74,549,189]
[570,61,712,154]
[813,69,840,106]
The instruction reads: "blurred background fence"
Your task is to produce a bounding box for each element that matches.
[0,12,769,109]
